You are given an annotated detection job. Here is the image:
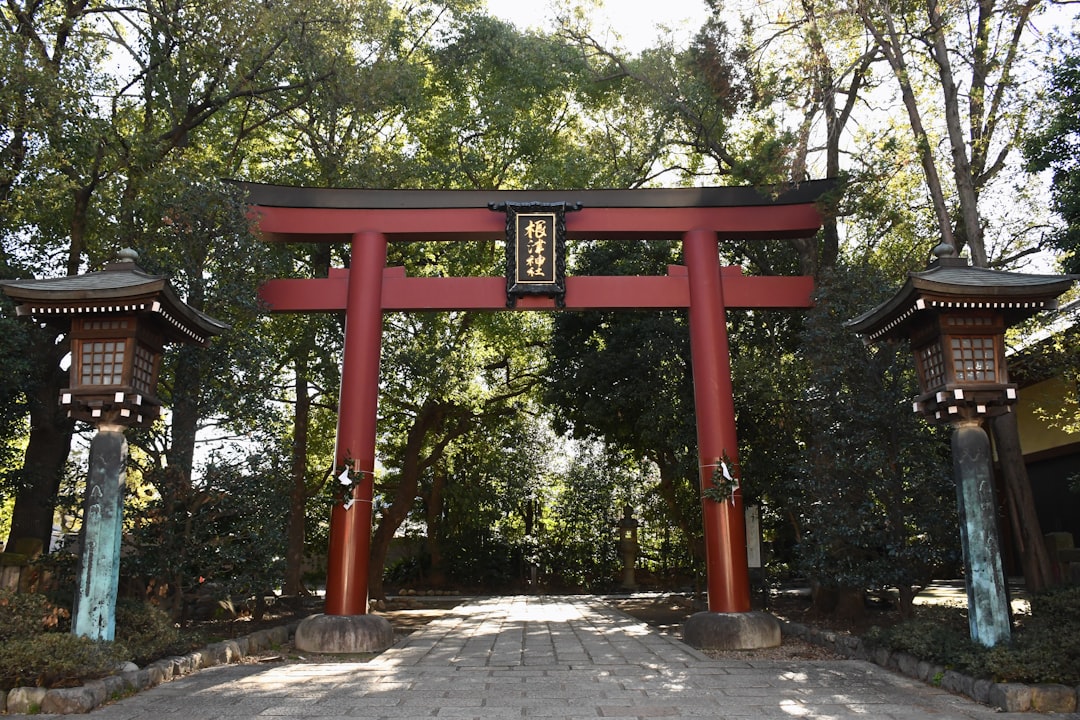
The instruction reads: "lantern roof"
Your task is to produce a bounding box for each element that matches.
[0,249,228,346]
[846,245,1075,344]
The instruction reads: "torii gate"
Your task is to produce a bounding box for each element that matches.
[246,180,831,651]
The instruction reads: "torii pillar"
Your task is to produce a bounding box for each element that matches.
[292,231,395,653]
[683,229,780,649]
[248,181,832,653]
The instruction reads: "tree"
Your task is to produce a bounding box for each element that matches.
[851,0,1053,267]
[796,264,957,618]
[848,0,1064,591]
[544,239,703,566]
[1025,31,1080,274]
[0,0,350,551]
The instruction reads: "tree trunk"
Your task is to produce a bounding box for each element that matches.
[424,469,448,588]
[165,344,202,481]
[990,412,1055,591]
[283,359,311,596]
[5,338,73,552]
[653,458,703,567]
[811,581,866,622]
[927,0,986,267]
[367,401,444,601]
[858,5,956,250]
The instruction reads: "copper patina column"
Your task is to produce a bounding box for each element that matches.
[325,231,387,616]
[683,228,751,613]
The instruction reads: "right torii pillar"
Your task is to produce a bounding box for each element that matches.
[683,228,781,649]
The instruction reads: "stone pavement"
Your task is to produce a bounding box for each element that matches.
[40,596,1079,719]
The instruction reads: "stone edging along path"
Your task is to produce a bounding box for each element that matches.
[0,624,293,715]
[780,618,1079,714]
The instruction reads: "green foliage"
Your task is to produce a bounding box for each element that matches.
[0,591,70,642]
[0,633,127,689]
[1024,31,1080,274]
[0,592,200,689]
[124,453,290,622]
[0,591,124,690]
[443,532,521,588]
[866,586,1080,685]
[793,264,957,602]
[540,444,623,591]
[864,606,980,666]
[113,599,197,666]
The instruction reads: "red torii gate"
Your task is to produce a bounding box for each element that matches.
[247,181,830,649]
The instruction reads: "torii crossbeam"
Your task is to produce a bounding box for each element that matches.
[245,180,832,651]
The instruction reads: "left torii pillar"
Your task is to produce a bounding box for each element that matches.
[293,232,395,654]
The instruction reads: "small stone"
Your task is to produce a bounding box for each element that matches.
[148,658,174,682]
[941,670,974,698]
[988,683,1031,712]
[872,646,891,667]
[972,678,993,705]
[42,686,98,714]
[233,636,249,656]
[1030,684,1077,713]
[895,652,919,678]
[268,626,289,646]
[99,675,127,699]
[6,687,48,715]
[145,665,165,687]
[173,654,197,675]
[836,635,860,654]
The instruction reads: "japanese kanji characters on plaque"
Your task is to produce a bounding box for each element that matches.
[518,213,555,283]
[492,201,578,307]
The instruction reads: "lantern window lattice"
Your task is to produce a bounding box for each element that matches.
[79,340,126,386]
[132,343,156,395]
[918,340,946,389]
[952,336,996,382]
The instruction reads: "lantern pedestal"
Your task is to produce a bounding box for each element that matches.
[951,420,1011,647]
[294,613,394,654]
[71,426,127,641]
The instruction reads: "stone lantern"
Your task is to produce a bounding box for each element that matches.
[0,249,226,640]
[617,505,639,590]
[847,244,1074,646]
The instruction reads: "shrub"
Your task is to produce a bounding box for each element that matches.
[864,588,1080,686]
[0,591,70,642]
[114,599,199,666]
[864,606,980,667]
[0,633,126,688]
[0,594,205,690]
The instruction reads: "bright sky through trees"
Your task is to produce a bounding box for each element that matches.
[484,0,708,51]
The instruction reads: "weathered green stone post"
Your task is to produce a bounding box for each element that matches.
[73,427,128,640]
[847,243,1073,646]
[950,419,1011,645]
[1,250,225,642]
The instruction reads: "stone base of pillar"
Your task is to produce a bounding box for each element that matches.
[294,614,394,654]
[683,611,781,650]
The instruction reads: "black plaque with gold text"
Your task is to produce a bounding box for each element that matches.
[490,201,580,307]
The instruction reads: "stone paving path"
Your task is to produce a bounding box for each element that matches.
[45,596,1078,719]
